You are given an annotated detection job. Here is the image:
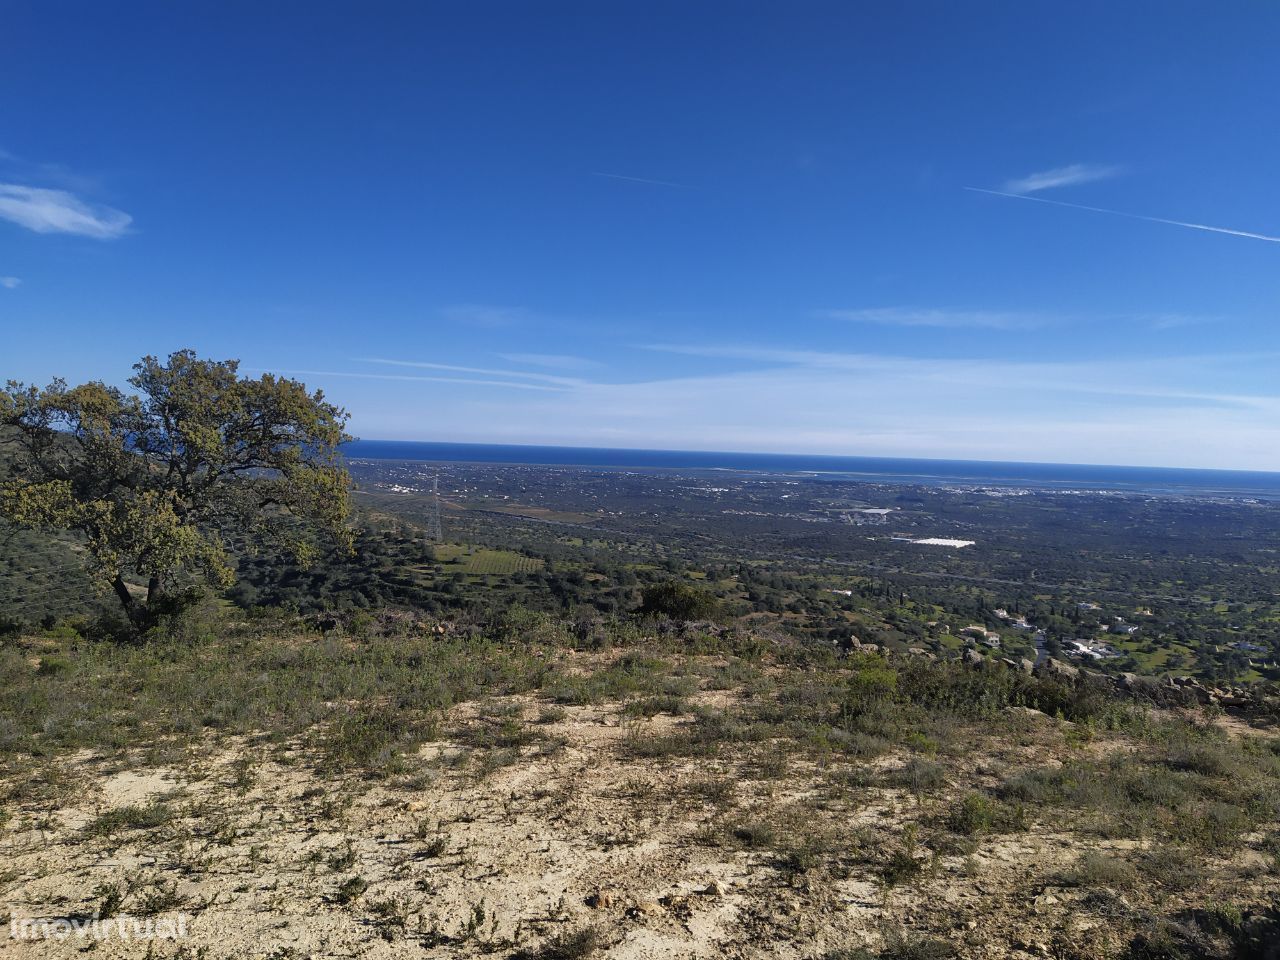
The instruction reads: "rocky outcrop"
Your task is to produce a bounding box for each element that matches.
[1038,658,1079,680]
[830,631,1277,716]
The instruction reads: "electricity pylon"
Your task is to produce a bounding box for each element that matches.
[429,473,443,542]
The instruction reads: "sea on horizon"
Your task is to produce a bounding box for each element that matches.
[343,440,1280,499]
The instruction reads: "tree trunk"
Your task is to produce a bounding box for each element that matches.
[111,575,146,631]
[146,575,161,608]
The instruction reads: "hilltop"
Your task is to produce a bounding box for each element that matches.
[1,609,1278,959]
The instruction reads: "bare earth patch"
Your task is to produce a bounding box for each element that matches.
[1,656,1277,959]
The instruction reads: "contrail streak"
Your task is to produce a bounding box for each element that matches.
[591,171,690,188]
[242,368,567,392]
[965,187,1280,244]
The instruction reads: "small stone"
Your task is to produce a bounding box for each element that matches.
[1033,893,1061,913]
[660,894,693,918]
[630,900,663,918]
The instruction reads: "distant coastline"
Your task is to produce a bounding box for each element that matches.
[344,440,1280,498]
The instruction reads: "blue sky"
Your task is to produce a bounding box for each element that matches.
[3,2,1280,469]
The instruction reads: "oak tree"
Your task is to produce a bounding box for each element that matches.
[1,351,353,632]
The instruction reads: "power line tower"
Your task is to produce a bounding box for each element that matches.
[429,473,443,542]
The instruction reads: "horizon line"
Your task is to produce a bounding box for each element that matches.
[343,437,1280,479]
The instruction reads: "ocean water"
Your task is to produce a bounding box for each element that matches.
[344,440,1280,498]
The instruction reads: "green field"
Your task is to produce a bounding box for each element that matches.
[436,544,544,576]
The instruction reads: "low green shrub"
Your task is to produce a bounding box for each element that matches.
[945,792,1028,836]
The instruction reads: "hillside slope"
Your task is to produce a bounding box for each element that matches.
[1,613,1278,958]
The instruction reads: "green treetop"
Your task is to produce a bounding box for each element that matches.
[1,350,353,632]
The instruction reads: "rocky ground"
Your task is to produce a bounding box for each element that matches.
[1,651,1278,960]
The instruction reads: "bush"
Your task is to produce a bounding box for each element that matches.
[880,931,957,960]
[945,792,1027,836]
[0,615,26,639]
[319,705,425,775]
[334,875,368,905]
[36,655,72,676]
[84,802,174,837]
[638,582,721,622]
[1062,851,1137,889]
[891,758,948,795]
[731,820,777,848]
[1125,903,1280,960]
[525,925,602,960]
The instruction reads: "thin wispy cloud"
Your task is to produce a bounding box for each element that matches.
[246,367,566,392]
[591,171,691,189]
[439,304,529,328]
[1144,313,1220,331]
[497,352,601,370]
[817,307,1043,330]
[382,346,1280,469]
[0,148,103,194]
[0,276,19,289]
[635,347,1280,417]
[354,357,583,388]
[643,342,1280,384]
[1002,163,1120,194]
[0,184,131,239]
[966,187,1280,244]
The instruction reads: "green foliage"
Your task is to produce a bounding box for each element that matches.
[1001,728,1280,849]
[92,881,126,919]
[879,933,958,960]
[891,757,948,795]
[84,802,174,837]
[133,877,186,916]
[317,704,421,776]
[35,655,71,676]
[527,926,603,960]
[638,581,721,621]
[944,792,1028,836]
[1,350,352,632]
[1125,903,1280,960]
[1062,851,1138,889]
[0,614,554,759]
[334,875,368,905]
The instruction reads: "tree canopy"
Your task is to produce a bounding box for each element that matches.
[0,350,353,632]
[638,581,722,622]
